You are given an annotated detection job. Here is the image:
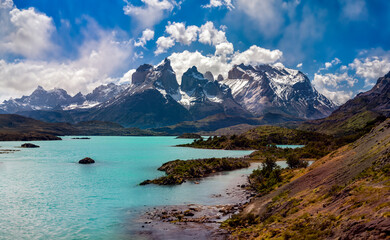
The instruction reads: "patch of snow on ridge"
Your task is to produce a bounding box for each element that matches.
[63,101,100,110]
[174,90,196,108]
[221,79,250,97]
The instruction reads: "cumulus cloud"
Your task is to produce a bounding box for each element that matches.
[312,73,357,105]
[155,36,175,55]
[296,63,302,68]
[0,35,132,101]
[154,21,229,55]
[202,0,234,10]
[198,21,228,46]
[231,45,283,66]
[215,42,234,57]
[123,0,177,29]
[118,69,136,84]
[0,2,133,101]
[165,22,199,45]
[168,51,231,84]
[349,55,390,87]
[0,1,55,58]
[134,28,154,47]
[322,57,341,70]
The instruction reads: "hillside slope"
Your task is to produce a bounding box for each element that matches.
[300,71,390,136]
[228,119,390,239]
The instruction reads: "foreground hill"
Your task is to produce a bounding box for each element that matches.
[0,114,160,141]
[299,71,390,137]
[226,118,390,239]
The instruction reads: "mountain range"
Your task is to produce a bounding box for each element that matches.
[0,59,336,128]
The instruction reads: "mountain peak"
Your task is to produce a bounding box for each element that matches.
[384,71,390,79]
[222,64,336,119]
[204,71,214,82]
[35,85,45,92]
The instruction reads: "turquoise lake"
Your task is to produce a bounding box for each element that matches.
[0,136,256,239]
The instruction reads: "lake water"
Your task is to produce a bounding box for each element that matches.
[0,136,255,240]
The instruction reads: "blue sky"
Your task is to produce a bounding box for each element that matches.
[1,0,389,105]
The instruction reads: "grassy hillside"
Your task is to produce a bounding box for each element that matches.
[180,125,353,160]
[223,119,390,239]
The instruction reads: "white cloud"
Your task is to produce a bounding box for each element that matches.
[0,30,133,101]
[315,87,353,106]
[134,28,154,47]
[154,21,229,55]
[0,1,55,58]
[118,69,136,84]
[324,57,341,70]
[169,45,283,82]
[312,73,357,105]
[202,0,234,10]
[165,22,199,45]
[155,36,175,55]
[215,42,234,57]
[123,0,177,29]
[169,50,232,84]
[296,63,302,68]
[349,56,390,87]
[231,45,283,66]
[198,21,228,46]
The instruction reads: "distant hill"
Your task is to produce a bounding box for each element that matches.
[152,112,303,135]
[0,114,162,141]
[299,71,390,137]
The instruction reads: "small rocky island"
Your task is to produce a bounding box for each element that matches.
[140,157,250,185]
[21,143,40,148]
[78,157,95,164]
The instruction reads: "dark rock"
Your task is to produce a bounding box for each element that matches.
[78,157,95,164]
[204,71,214,82]
[184,210,194,216]
[21,143,39,148]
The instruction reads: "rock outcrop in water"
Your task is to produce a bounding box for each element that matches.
[78,157,95,164]
[21,143,40,148]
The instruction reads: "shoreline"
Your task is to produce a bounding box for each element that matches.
[130,162,259,240]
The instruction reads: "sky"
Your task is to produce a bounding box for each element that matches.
[0,0,389,105]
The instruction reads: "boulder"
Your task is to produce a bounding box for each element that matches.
[79,157,95,164]
[21,143,40,148]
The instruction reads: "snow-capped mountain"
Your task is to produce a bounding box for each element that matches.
[88,59,250,127]
[0,59,337,128]
[88,58,192,128]
[0,84,128,113]
[221,64,336,119]
[0,86,76,113]
[175,66,251,119]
